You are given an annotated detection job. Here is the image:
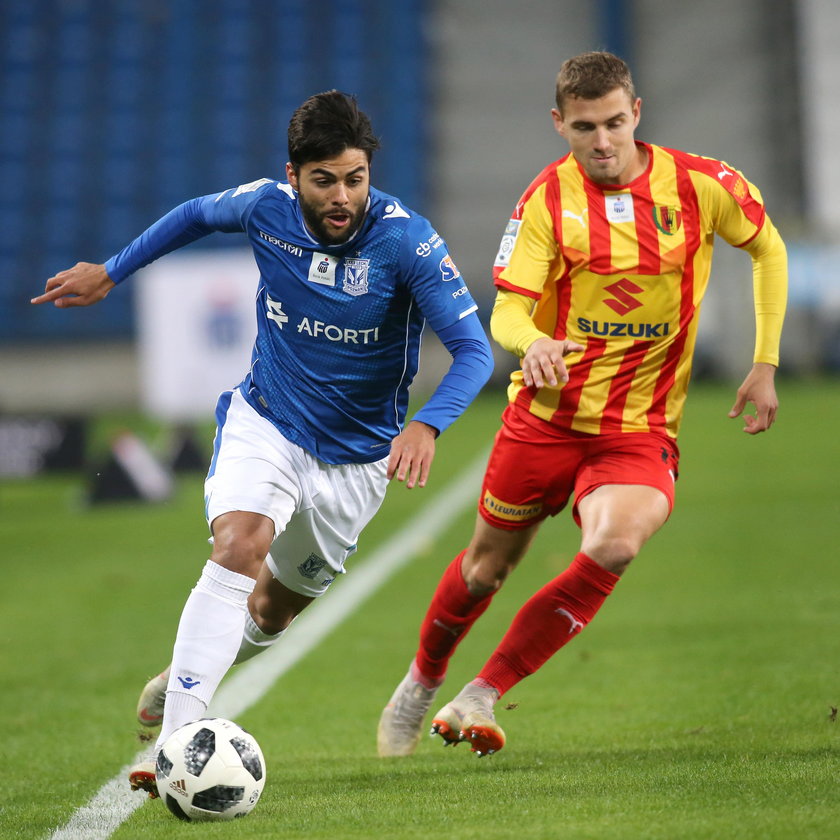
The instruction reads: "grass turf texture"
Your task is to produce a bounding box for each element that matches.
[1,379,838,839]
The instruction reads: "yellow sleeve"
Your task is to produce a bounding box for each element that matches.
[489,289,550,357]
[495,182,558,296]
[742,216,788,366]
[700,167,788,367]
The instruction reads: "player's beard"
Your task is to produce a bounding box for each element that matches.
[298,193,368,245]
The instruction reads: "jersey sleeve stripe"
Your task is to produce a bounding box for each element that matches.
[733,220,766,249]
[495,277,542,299]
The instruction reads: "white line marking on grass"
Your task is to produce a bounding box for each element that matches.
[49,764,155,840]
[47,452,486,840]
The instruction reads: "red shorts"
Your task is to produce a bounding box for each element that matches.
[478,404,680,531]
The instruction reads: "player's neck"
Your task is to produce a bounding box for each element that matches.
[615,144,649,186]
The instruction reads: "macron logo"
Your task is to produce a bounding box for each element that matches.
[177,676,201,690]
[382,201,410,219]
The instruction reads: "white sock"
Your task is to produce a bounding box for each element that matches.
[156,560,255,750]
[234,611,285,664]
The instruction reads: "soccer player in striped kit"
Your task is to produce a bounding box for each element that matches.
[378,51,787,757]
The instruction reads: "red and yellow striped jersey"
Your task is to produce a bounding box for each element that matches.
[492,141,787,439]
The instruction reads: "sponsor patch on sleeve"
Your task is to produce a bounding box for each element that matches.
[439,254,461,282]
[493,219,521,267]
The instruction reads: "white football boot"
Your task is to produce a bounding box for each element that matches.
[377,665,441,757]
[136,666,170,727]
[430,682,506,756]
[128,759,158,799]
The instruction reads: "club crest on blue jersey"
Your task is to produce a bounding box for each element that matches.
[343,258,370,296]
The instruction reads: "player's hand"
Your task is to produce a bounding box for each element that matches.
[387,420,437,489]
[521,336,584,388]
[30,262,115,308]
[728,362,778,434]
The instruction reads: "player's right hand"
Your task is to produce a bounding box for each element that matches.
[521,336,584,388]
[31,261,115,308]
[387,420,437,489]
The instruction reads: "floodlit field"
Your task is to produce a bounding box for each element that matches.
[2,379,838,839]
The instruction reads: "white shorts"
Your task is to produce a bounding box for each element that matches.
[204,389,389,598]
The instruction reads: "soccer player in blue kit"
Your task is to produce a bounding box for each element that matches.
[32,91,494,797]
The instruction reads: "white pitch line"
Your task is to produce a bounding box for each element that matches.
[47,452,486,840]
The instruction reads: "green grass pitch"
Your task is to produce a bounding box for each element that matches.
[1,379,838,839]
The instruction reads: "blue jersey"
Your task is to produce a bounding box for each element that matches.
[106,178,493,464]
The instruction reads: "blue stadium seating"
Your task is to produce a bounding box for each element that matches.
[0,0,428,342]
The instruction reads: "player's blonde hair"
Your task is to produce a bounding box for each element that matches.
[555,51,636,114]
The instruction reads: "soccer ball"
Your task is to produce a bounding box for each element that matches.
[155,718,266,821]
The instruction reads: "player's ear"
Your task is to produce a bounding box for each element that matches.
[285,162,299,190]
[632,97,642,128]
[551,108,566,139]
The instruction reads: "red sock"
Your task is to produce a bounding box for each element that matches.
[476,552,619,696]
[414,550,494,682]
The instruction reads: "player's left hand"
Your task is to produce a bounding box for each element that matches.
[728,362,778,434]
[387,421,437,489]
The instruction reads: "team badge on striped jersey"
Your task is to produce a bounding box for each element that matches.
[652,205,682,235]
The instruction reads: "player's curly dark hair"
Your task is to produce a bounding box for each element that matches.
[287,90,380,171]
[555,51,636,113]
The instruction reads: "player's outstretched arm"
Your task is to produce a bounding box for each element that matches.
[387,420,437,490]
[728,362,778,434]
[31,262,115,308]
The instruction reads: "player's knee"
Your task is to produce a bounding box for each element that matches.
[210,531,267,578]
[248,592,290,635]
[583,535,642,575]
[461,549,515,597]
